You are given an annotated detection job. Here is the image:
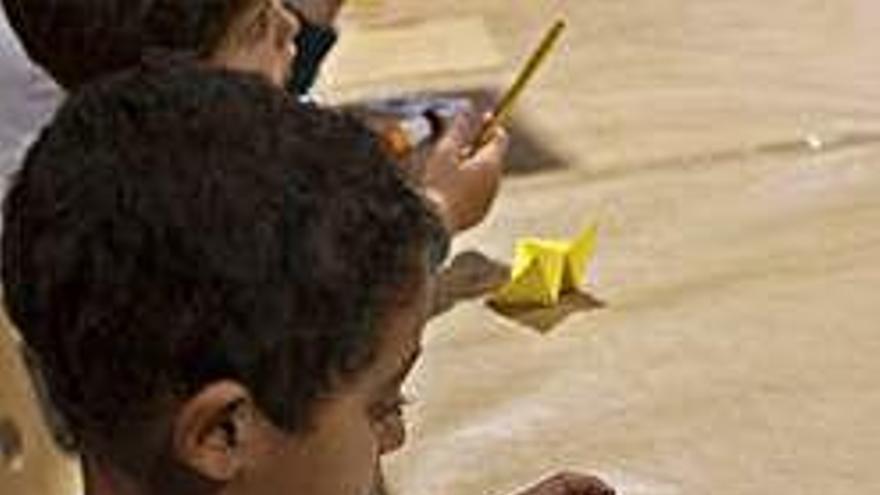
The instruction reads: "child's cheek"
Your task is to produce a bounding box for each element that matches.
[329,415,384,495]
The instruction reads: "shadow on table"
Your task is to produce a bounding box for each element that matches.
[432,250,605,334]
[487,291,605,334]
[431,250,510,316]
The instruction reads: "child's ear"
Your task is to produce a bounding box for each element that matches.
[171,381,258,482]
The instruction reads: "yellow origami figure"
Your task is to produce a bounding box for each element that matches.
[492,224,598,307]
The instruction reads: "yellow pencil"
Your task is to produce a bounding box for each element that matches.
[472,19,567,150]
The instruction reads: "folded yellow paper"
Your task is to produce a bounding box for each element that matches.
[492,223,598,307]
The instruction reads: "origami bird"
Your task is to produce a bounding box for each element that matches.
[492,223,598,307]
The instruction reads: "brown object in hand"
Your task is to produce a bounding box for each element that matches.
[473,19,567,150]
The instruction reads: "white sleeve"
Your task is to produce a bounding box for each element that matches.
[0,7,63,207]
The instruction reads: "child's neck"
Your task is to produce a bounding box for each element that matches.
[82,455,146,495]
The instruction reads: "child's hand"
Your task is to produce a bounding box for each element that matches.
[513,472,616,495]
[422,112,508,234]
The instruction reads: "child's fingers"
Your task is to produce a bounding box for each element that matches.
[432,113,472,165]
[463,125,509,169]
[465,111,506,154]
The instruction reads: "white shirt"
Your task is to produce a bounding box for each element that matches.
[0,7,62,226]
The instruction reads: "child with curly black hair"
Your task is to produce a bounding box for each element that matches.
[2,64,612,495]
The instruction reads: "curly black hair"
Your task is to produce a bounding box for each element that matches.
[2,62,448,470]
[2,0,257,88]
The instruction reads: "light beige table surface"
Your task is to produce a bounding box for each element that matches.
[326,2,880,494]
